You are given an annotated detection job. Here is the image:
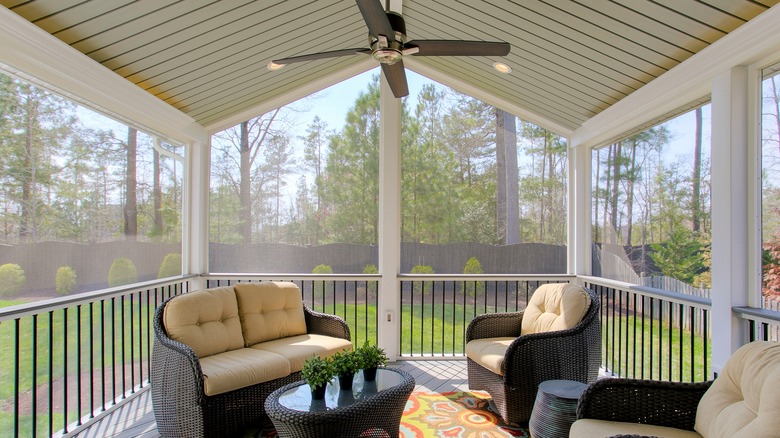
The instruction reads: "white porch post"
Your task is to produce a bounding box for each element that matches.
[378,73,402,360]
[710,66,750,375]
[185,138,211,289]
[569,142,592,278]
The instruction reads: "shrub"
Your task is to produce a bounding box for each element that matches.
[363,264,378,296]
[108,258,137,287]
[463,256,485,296]
[158,253,182,278]
[301,355,334,390]
[0,263,26,297]
[55,266,77,295]
[410,264,434,295]
[312,264,334,298]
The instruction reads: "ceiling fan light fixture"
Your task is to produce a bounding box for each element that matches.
[372,48,403,64]
[493,62,512,74]
[267,61,286,71]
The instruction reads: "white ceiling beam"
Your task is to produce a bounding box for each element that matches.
[572,3,780,149]
[0,5,207,145]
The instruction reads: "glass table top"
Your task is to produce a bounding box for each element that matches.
[277,368,405,413]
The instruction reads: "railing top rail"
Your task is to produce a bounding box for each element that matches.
[0,275,196,322]
[397,274,575,281]
[204,273,381,282]
[580,275,712,309]
[733,306,780,325]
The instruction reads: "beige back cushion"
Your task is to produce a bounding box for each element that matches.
[695,341,780,438]
[162,286,245,358]
[521,283,590,335]
[235,282,307,345]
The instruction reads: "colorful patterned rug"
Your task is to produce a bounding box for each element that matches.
[246,391,529,437]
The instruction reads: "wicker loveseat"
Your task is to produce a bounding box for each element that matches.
[465,283,600,424]
[571,341,780,438]
[151,281,352,438]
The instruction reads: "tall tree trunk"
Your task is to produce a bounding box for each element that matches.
[239,121,252,243]
[546,132,554,242]
[495,108,507,243]
[505,113,519,244]
[603,145,612,243]
[693,107,703,232]
[20,95,36,242]
[540,134,547,241]
[610,142,621,243]
[153,142,163,238]
[626,139,637,245]
[594,150,600,243]
[124,127,138,240]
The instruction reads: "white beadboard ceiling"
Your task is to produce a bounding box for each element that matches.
[1,0,778,134]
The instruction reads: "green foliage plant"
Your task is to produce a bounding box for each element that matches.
[158,253,182,278]
[355,340,387,369]
[410,264,434,295]
[331,349,360,376]
[650,227,706,285]
[463,256,485,296]
[0,264,26,297]
[108,257,138,287]
[55,266,77,295]
[312,264,334,298]
[363,264,378,296]
[301,355,334,389]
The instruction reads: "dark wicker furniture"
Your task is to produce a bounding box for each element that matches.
[575,378,713,432]
[465,287,600,424]
[529,379,587,438]
[150,296,351,438]
[265,368,415,438]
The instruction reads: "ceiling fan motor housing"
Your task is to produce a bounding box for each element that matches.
[370,11,407,64]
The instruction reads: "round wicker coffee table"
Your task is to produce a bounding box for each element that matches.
[528,379,587,438]
[265,367,415,438]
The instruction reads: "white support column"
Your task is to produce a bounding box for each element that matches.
[378,73,402,360]
[184,138,211,290]
[710,66,750,375]
[569,142,592,278]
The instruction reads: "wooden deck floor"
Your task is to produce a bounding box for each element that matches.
[71,360,469,438]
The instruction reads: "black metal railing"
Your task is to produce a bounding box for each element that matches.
[397,275,574,356]
[0,277,193,437]
[204,274,379,348]
[583,276,712,382]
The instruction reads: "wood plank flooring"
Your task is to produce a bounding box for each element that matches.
[70,360,469,438]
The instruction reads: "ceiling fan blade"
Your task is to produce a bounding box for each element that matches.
[273,48,371,65]
[406,40,510,57]
[381,61,409,98]
[356,0,395,42]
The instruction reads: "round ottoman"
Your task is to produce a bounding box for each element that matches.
[528,379,587,438]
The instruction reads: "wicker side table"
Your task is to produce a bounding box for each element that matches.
[528,379,587,438]
[265,368,414,438]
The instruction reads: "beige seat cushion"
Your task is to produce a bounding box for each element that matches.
[250,334,353,372]
[235,282,307,345]
[694,341,780,438]
[199,348,291,396]
[465,337,515,375]
[570,419,702,438]
[163,286,245,358]
[521,283,590,335]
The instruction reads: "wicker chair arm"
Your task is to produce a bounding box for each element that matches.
[466,311,524,342]
[151,302,206,405]
[304,305,351,341]
[576,378,713,431]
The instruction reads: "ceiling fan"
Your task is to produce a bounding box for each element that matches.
[268,0,511,98]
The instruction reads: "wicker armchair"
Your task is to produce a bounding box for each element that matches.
[151,294,351,438]
[465,284,600,424]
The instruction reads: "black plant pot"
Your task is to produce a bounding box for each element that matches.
[363,367,378,381]
[310,383,327,400]
[338,372,355,390]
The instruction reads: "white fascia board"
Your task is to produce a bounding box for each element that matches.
[572,3,780,149]
[0,6,207,145]
[405,58,575,138]
[204,59,376,134]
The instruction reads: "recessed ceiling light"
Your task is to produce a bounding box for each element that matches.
[267,61,286,71]
[493,62,512,74]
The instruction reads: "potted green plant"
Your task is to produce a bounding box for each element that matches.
[331,350,361,390]
[301,355,334,400]
[356,341,388,381]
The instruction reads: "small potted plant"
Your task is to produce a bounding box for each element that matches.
[301,355,334,400]
[331,350,361,390]
[356,340,388,381]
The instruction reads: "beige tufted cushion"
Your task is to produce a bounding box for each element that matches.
[521,283,590,336]
[162,286,245,358]
[250,334,353,372]
[199,348,291,396]
[235,282,307,345]
[694,341,780,438]
[464,337,515,375]
[570,418,702,438]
